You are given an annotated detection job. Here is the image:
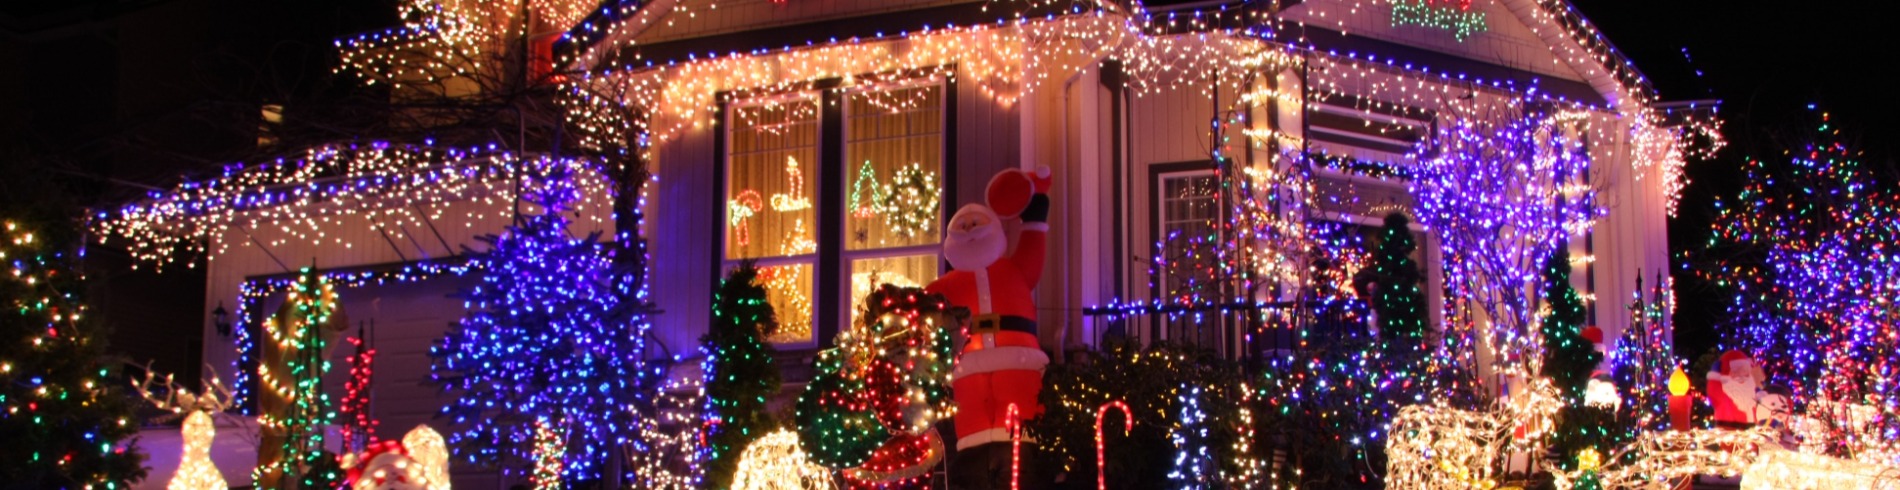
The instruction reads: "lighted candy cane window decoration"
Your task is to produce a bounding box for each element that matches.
[728,190,764,247]
[133,366,237,490]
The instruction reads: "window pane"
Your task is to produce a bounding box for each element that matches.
[844,84,944,251]
[727,97,820,260]
[1156,171,1224,349]
[756,262,816,345]
[849,254,941,327]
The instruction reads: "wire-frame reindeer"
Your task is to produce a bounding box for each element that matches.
[134,363,235,490]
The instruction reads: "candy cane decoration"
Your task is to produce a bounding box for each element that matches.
[1007,403,1022,490]
[1095,401,1133,490]
[727,190,763,247]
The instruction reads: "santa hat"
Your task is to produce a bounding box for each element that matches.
[985,166,1051,218]
[344,440,410,488]
[1707,350,1755,382]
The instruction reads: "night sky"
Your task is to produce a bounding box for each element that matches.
[4,0,1888,368]
[1572,0,1895,359]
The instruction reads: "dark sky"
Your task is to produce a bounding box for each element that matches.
[1571,1,1895,359]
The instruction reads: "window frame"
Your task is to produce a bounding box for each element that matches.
[716,73,955,351]
[1145,160,1235,354]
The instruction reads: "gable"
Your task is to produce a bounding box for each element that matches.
[1280,0,1587,83]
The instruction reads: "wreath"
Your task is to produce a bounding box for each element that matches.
[880,163,941,238]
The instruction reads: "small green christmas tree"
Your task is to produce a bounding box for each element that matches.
[1539,250,1617,473]
[1361,213,1428,349]
[702,264,782,489]
[1540,250,1599,403]
[0,216,147,488]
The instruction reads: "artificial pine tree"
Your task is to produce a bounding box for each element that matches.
[1539,250,1617,473]
[0,216,146,488]
[702,264,782,489]
[431,165,658,482]
[1540,250,1597,403]
[1360,213,1428,349]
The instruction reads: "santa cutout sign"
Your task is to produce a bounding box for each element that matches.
[1707,350,1766,429]
[928,166,1053,489]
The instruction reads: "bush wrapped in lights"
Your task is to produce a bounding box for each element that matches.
[1029,342,1251,490]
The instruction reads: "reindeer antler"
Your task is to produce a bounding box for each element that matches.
[194,366,235,413]
[132,361,186,413]
[133,361,238,414]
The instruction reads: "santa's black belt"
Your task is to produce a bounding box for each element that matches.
[971,314,1036,335]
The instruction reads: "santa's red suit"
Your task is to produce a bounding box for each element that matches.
[926,168,1053,454]
[1707,350,1761,429]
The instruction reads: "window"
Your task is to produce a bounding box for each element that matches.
[1153,167,1225,350]
[723,80,947,346]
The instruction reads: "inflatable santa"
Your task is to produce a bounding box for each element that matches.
[928,167,1053,489]
[1707,350,1765,429]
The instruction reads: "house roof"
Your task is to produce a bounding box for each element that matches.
[561,0,1658,111]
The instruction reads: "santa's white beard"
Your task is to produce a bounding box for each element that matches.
[944,224,1006,272]
[1720,376,1759,417]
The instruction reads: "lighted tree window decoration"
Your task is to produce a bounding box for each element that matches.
[532,419,566,490]
[1389,0,1489,41]
[430,164,661,482]
[849,161,888,221]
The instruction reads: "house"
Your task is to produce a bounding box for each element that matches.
[97,0,1708,487]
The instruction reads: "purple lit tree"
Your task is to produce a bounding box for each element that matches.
[1409,105,1598,388]
[1700,108,1900,453]
[430,162,662,483]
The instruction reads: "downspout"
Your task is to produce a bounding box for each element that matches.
[1051,24,1119,360]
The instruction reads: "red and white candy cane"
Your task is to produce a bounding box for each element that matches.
[1006,403,1023,490]
[1095,401,1133,490]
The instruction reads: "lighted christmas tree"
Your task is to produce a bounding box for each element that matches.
[1359,213,1428,349]
[1612,273,1675,431]
[702,264,782,489]
[431,164,659,482]
[0,216,147,488]
[1699,107,1900,453]
[1539,250,1619,473]
[1541,250,1597,403]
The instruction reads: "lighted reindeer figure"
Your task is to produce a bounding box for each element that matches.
[135,364,236,490]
